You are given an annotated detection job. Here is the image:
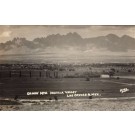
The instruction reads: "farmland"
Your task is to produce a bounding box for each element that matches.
[0,63,135,102]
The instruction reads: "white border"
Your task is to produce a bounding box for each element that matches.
[0,0,135,135]
[0,0,135,25]
[0,112,135,135]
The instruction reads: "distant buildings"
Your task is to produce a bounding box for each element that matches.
[100,74,110,78]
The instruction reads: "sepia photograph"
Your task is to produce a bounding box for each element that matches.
[0,25,135,111]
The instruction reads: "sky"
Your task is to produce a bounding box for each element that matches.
[0,25,135,63]
[0,25,135,43]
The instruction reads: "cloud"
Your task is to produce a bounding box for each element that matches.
[0,31,12,38]
[9,25,93,29]
[1,25,135,43]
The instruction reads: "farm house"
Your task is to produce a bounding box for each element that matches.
[100,74,110,78]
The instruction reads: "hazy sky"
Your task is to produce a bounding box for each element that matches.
[0,25,135,43]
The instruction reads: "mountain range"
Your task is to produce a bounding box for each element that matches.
[0,32,135,56]
[0,32,135,60]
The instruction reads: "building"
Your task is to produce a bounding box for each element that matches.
[100,74,110,78]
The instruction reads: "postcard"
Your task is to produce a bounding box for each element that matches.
[0,25,135,110]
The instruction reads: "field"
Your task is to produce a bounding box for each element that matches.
[1,98,135,111]
[0,63,135,110]
[0,75,135,100]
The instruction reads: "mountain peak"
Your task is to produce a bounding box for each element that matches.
[66,32,82,38]
[121,35,131,39]
[106,34,119,41]
[13,37,26,40]
[106,34,119,38]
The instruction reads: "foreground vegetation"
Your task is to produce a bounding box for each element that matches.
[1,98,135,111]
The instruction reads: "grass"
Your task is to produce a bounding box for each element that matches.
[0,77,135,100]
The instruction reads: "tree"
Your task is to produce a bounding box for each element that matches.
[109,68,115,77]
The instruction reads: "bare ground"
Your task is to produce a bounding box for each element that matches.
[1,98,135,111]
